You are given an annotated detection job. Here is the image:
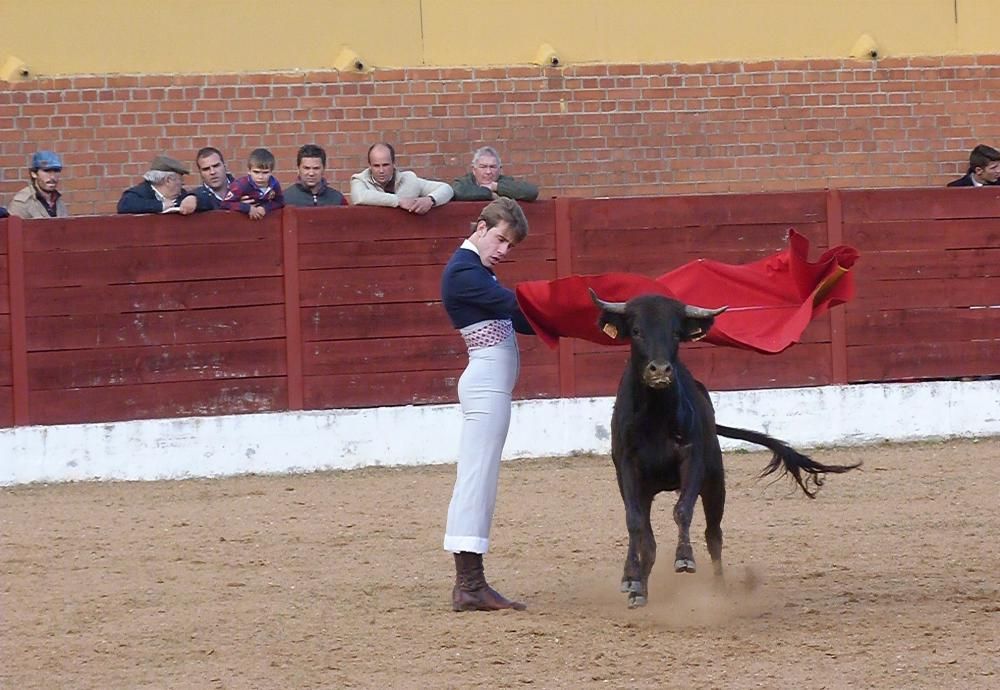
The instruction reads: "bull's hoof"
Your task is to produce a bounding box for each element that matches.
[627,593,648,608]
[674,558,696,573]
[620,579,642,594]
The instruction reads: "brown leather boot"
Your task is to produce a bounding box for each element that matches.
[451,552,527,612]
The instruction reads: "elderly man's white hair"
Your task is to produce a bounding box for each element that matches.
[143,170,178,185]
[471,146,502,168]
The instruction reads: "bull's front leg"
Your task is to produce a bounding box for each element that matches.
[673,444,703,573]
[618,472,655,608]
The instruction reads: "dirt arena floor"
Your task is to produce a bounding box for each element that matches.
[2,438,998,689]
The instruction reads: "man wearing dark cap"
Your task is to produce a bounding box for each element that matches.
[9,150,69,219]
[117,155,208,215]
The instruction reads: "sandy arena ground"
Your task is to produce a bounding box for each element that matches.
[2,438,998,689]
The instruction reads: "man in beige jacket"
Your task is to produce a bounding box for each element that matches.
[350,143,453,214]
[9,150,69,219]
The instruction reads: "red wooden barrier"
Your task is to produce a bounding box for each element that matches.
[0,189,995,427]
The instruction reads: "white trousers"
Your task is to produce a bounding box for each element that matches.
[443,334,520,554]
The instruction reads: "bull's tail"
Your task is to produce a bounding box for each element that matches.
[715,424,861,498]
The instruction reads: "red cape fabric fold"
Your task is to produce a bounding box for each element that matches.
[514,229,859,354]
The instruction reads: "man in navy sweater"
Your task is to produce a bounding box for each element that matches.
[440,197,534,612]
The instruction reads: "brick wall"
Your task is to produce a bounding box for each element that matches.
[3,57,1000,216]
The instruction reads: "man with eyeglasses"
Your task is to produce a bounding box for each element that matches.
[451,146,538,202]
[9,150,69,219]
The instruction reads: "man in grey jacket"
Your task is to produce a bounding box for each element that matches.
[451,146,538,202]
[350,143,453,214]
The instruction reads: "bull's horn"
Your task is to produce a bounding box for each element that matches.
[684,304,728,318]
[589,288,626,314]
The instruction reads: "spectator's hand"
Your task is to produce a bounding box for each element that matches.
[162,198,177,212]
[484,181,498,192]
[177,196,198,215]
[411,197,435,215]
[397,197,418,213]
[248,205,266,220]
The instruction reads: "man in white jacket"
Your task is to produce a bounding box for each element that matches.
[350,143,453,214]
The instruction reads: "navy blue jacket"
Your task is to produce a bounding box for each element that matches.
[117,181,209,214]
[947,172,999,187]
[441,246,533,333]
[193,174,235,210]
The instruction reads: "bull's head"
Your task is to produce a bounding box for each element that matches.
[590,289,727,389]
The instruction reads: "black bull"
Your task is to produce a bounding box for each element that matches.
[591,290,860,608]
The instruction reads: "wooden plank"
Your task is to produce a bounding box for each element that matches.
[841,187,1000,223]
[303,362,558,409]
[569,192,827,230]
[0,350,10,385]
[851,277,999,309]
[301,302,453,342]
[25,277,285,317]
[29,377,287,425]
[20,212,279,251]
[853,248,999,280]
[304,334,555,376]
[299,259,554,307]
[0,386,12,428]
[24,240,283,288]
[0,254,8,313]
[843,219,1000,251]
[27,340,287,390]
[7,215,28,425]
[844,307,1000,347]
[826,188,848,385]
[26,304,286,350]
[294,201,557,244]
[847,341,998,382]
[282,208,304,411]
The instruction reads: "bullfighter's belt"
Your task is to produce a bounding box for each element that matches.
[460,319,514,351]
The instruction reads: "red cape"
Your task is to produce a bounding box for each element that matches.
[514,229,859,354]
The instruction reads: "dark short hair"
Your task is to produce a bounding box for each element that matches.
[248,148,276,170]
[969,144,1000,171]
[473,197,529,243]
[195,147,225,165]
[297,144,326,167]
[367,142,396,165]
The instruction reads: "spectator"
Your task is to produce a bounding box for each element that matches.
[284,144,347,207]
[9,150,69,219]
[350,143,453,214]
[222,148,285,220]
[0,207,8,218]
[947,144,1000,187]
[451,146,538,202]
[192,147,234,210]
[117,155,202,215]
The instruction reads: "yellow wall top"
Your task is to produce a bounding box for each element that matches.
[2,0,997,77]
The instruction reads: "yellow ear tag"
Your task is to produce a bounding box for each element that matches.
[602,323,619,339]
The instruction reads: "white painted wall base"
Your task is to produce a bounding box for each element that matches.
[2,380,997,486]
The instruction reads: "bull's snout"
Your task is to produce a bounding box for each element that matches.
[643,360,673,388]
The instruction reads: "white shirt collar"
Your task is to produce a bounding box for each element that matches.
[461,239,480,256]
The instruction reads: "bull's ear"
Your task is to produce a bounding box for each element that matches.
[597,311,628,340]
[682,315,716,342]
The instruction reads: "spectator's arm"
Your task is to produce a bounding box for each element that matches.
[497,175,539,202]
[450,174,493,201]
[418,178,455,206]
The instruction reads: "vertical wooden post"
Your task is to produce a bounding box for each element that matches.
[553,197,576,397]
[6,216,29,425]
[282,209,304,410]
[825,188,849,385]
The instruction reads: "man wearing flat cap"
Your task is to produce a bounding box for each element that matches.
[9,150,69,219]
[117,155,210,215]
